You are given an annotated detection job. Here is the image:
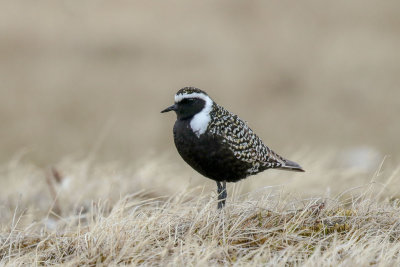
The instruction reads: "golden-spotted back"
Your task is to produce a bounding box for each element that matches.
[207,103,303,174]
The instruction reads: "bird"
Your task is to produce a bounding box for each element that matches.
[161,87,304,209]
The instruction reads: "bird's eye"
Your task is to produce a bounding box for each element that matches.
[179,98,195,105]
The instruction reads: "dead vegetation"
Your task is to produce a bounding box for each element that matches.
[1,158,400,266]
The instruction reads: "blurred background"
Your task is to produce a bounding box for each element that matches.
[1,0,399,167]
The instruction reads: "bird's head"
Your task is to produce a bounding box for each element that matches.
[161,87,213,120]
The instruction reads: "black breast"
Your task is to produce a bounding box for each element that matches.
[173,119,253,182]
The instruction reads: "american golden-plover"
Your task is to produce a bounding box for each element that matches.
[161,87,304,209]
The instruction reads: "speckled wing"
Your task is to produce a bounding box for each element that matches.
[208,104,286,174]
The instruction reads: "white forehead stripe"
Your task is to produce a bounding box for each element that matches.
[175,92,209,103]
[175,92,213,138]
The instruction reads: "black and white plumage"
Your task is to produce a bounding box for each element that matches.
[161,87,304,209]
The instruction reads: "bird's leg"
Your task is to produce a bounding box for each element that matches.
[217,181,227,209]
[221,181,227,203]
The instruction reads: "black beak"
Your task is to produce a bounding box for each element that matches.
[161,104,177,113]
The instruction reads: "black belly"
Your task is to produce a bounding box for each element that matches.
[173,120,253,183]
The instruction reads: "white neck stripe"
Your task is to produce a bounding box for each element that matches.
[174,92,213,138]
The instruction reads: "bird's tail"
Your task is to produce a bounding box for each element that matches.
[280,159,305,172]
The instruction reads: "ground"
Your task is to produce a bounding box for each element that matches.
[1,155,399,266]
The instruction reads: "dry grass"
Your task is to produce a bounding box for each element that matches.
[1,156,400,266]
